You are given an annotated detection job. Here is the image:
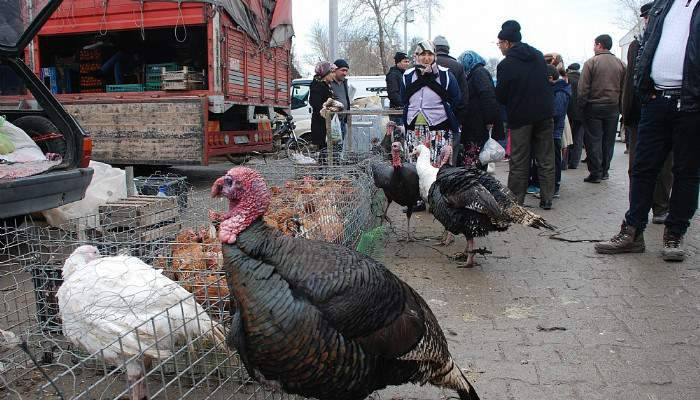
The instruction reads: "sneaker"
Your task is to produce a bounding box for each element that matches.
[662,229,685,262]
[553,189,560,198]
[594,221,645,254]
[584,175,602,183]
[527,185,540,195]
[652,212,668,225]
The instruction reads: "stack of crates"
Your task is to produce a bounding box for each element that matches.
[145,63,179,91]
[133,173,189,210]
[106,84,144,92]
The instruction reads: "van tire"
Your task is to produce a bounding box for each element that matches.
[12,116,67,157]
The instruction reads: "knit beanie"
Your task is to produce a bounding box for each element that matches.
[640,2,652,17]
[498,20,522,42]
[394,51,409,64]
[333,59,349,69]
[567,63,580,72]
[433,35,450,52]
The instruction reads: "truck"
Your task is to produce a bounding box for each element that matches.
[19,0,293,166]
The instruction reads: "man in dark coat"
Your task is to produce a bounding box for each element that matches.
[434,36,469,165]
[566,63,585,169]
[621,2,672,224]
[495,20,555,209]
[386,52,410,124]
[596,0,700,262]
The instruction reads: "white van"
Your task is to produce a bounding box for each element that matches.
[290,75,388,139]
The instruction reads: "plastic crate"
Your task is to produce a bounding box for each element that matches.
[146,63,179,74]
[145,82,162,91]
[105,84,144,92]
[133,174,189,210]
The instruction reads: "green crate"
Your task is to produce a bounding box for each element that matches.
[106,84,144,92]
[145,82,162,91]
[146,63,179,73]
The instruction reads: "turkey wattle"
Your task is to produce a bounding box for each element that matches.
[210,167,480,400]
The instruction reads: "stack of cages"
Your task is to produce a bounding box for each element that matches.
[0,155,384,399]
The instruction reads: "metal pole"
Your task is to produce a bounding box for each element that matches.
[403,0,408,52]
[428,0,432,40]
[329,0,338,61]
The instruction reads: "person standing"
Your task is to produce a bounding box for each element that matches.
[548,65,572,198]
[595,0,700,262]
[566,63,584,169]
[578,34,626,183]
[310,61,337,153]
[495,20,556,209]
[330,59,354,138]
[458,50,502,167]
[400,40,462,165]
[386,52,410,125]
[622,2,673,224]
[434,35,469,165]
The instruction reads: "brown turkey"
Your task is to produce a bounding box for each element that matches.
[210,167,480,400]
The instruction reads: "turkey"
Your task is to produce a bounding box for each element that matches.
[414,144,555,267]
[371,141,421,240]
[210,167,480,400]
[57,245,226,400]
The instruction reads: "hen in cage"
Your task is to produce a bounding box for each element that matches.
[57,245,227,400]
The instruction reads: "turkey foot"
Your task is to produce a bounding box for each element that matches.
[438,231,454,246]
[454,239,478,268]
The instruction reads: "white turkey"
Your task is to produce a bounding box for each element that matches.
[414,144,555,267]
[57,245,226,400]
[209,167,480,400]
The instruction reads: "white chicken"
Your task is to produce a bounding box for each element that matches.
[57,245,226,400]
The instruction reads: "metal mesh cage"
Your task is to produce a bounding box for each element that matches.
[1,156,384,399]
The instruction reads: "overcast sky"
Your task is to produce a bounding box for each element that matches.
[292,0,633,75]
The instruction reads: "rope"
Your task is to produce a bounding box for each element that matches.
[174,0,188,43]
[99,0,109,36]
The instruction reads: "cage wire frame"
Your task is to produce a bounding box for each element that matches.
[1,155,385,399]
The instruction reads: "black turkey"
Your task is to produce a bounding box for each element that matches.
[371,141,421,240]
[210,167,480,400]
[414,144,555,267]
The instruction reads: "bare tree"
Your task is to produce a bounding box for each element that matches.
[484,58,500,79]
[340,0,442,73]
[615,0,645,37]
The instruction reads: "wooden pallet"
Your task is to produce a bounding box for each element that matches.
[99,196,181,242]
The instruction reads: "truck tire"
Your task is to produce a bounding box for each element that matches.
[12,116,67,157]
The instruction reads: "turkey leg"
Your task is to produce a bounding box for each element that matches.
[455,239,478,268]
[126,359,149,400]
[438,231,454,246]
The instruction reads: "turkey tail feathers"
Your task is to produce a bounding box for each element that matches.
[506,205,556,231]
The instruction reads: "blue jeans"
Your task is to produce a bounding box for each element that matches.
[625,95,700,235]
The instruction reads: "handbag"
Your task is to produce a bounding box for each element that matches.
[479,127,506,165]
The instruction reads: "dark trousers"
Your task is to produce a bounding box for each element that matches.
[567,119,584,168]
[583,104,620,178]
[554,138,562,190]
[625,95,700,235]
[508,118,555,204]
[627,123,673,216]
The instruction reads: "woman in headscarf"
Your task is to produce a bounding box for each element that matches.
[309,61,337,152]
[458,50,503,167]
[400,40,462,166]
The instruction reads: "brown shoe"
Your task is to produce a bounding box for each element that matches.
[662,229,686,262]
[595,221,645,254]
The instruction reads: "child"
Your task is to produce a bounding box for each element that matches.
[547,64,571,198]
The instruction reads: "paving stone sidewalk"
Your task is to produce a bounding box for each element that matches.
[375,142,700,400]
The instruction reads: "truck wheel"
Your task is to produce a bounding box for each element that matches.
[286,138,311,159]
[12,116,67,157]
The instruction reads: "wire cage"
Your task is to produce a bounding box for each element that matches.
[1,155,385,400]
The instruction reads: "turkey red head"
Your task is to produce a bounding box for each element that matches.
[211,167,271,244]
[391,141,403,168]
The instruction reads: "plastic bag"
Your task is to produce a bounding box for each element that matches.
[330,114,343,143]
[0,117,46,163]
[42,161,131,231]
[479,127,506,165]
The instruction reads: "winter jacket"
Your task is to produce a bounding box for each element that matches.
[436,52,469,120]
[635,0,700,112]
[566,71,581,122]
[622,39,642,125]
[495,42,554,129]
[578,50,625,111]
[386,66,404,108]
[330,79,352,122]
[461,64,503,147]
[310,77,334,147]
[400,65,462,134]
[552,79,572,140]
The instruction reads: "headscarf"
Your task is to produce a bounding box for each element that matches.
[413,40,439,75]
[458,50,486,75]
[314,61,337,78]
